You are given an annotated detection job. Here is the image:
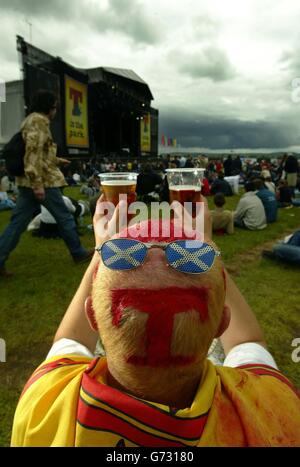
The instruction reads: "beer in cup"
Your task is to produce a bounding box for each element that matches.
[166,168,205,217]
[99,172,138,206]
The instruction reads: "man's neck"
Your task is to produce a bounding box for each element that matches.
[106,360,205,409]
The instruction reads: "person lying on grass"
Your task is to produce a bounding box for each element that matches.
[11,196,300,447]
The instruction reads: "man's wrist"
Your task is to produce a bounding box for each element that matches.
[89,252,100,268]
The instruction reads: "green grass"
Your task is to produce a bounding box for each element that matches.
[0,187,300,446]
[209,195,300,261]
[235,259,300,385]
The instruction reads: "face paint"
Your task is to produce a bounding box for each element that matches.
[111,287,209,367]
[93,262,100,282]
[97,219,221,368]
[222,268,226,292]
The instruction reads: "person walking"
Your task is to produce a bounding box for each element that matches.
[0,90,92,277]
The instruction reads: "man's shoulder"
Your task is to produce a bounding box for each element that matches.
[258,188,274,198]
[217,362,298,391]
[17,355,97,402]
[22,112,49,131]
[238,193,248,203]
[222,209,233,218]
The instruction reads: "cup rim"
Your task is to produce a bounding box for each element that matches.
[165,168,205,173]
[98,172,138,179]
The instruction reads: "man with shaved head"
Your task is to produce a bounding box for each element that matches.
[11,197,300,446]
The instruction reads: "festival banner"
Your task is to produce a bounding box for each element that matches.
[140,113,151,152]
[65,75,89,148]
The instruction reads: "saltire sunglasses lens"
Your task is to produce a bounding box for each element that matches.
[101,239,147,270]
[165,240,218,274]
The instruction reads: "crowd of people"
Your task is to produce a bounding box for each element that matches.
[1,150,299,270]
[55,152,300,233]
[1,151,300,240]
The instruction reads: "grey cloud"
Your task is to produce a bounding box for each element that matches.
[176,47,236,82]
[0,39,18,65]
[0,19,24,77]
[280,49,300,76]
[159,108,300,149]
[191,15,220,40]
[0,0,160,45]
[0,0,72,18]
[86,0,161,45]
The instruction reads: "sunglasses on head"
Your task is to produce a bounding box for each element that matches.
[95,238,221,274]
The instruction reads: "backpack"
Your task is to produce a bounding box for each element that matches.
[3,132,26,176]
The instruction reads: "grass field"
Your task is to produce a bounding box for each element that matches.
[0,187,300,446]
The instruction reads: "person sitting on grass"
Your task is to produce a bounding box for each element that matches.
[276,180,300,208]
[262,230,300,266]
[211,193,234,235]
[234,181,267,230]
[0,190,16,211]
[277,180,293,208]
[210,172,233,196]
[201,177,211,197]
[80,172,101,198]
[253,178,278,223]
[11,197,300,447]
[27,196,89,239]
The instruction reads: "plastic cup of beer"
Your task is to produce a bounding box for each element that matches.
[166,168,205,216]
[99,172,138,206]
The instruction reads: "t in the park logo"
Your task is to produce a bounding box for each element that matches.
[70,87,82,117]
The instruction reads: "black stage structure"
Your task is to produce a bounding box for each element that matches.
[17,36,158,160]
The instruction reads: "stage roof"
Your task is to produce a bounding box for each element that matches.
[17,36,154,102]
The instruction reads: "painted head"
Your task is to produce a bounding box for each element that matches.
[88,219,229,405]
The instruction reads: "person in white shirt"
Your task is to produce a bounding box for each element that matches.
[27,196,88,238]
[179,155,187,168]
[0,191,16,211]
[261,170,276,194]
[234,181,267,230]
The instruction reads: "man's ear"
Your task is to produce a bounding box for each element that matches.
[85,296,98,332]
[215,305,231,338]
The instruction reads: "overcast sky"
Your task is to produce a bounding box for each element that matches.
[1,0,300,151]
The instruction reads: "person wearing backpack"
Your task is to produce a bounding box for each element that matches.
[0,90,93,277]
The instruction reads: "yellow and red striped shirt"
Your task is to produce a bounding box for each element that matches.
[11,356,300,447]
